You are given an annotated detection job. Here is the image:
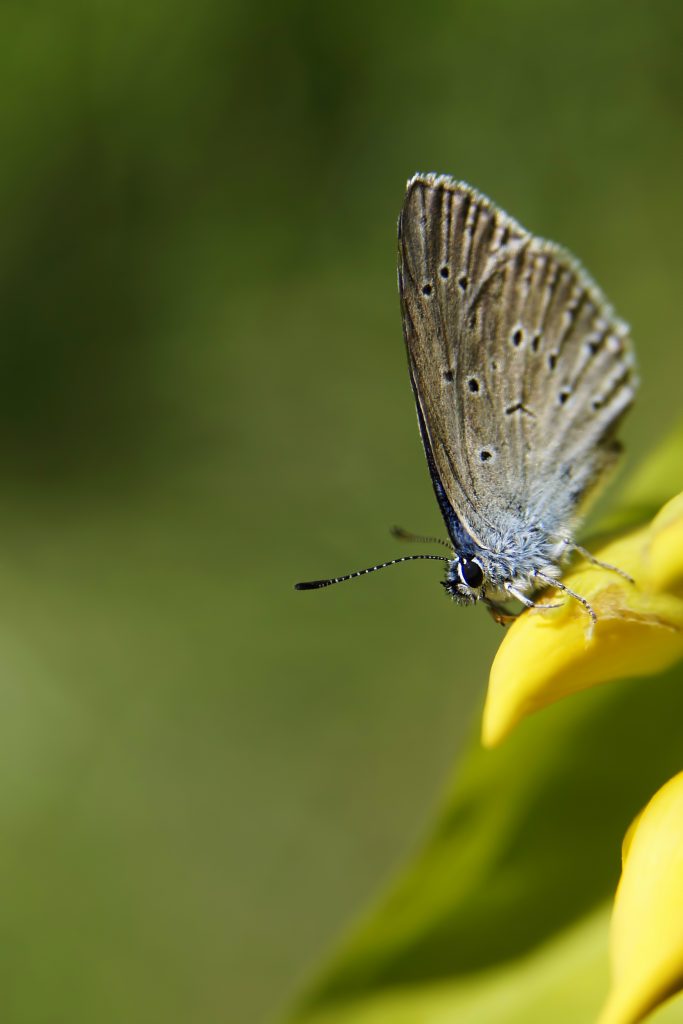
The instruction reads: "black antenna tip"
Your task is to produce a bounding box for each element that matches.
[294,580,324,590]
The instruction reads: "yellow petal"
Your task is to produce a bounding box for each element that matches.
[482,496,683,748]
[598,772,683,1024]
[646,493,683,595]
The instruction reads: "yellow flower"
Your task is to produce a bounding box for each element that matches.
[598,771,683,1024]
[482,492,683,749]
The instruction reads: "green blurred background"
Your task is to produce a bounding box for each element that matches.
[1,2,683,1022]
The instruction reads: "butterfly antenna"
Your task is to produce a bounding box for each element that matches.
[294,554,450,591]
[391,526,452,550]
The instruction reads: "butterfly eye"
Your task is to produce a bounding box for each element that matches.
[457,556,484,589]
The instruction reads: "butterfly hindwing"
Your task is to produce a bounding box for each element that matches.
[398,173,637,546]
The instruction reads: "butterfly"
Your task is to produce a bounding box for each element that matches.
[296,173,638,626]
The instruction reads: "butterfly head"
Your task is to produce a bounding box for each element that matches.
[442,554,485,604]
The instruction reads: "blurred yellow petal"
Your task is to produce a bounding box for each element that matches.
[646,493,683,595]
[482,493,683,748]
[598,772,683,1024]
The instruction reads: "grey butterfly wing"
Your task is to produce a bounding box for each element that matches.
[398,173,637,547]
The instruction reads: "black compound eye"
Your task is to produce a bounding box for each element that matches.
[457,556,484,589]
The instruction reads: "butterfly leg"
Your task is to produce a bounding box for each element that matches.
[563,541,634,584]
[534,569,597,634]
[504,581,563,611]
[504,583,536,608]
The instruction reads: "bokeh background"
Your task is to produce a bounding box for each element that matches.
[2,2,683,1022]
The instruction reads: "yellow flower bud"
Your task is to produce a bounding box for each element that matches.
[598,772,683,1024]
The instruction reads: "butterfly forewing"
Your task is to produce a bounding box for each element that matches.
[398,173,637,546]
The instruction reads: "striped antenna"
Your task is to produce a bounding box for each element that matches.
[391,525,452,550]
[294,554,450,591]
